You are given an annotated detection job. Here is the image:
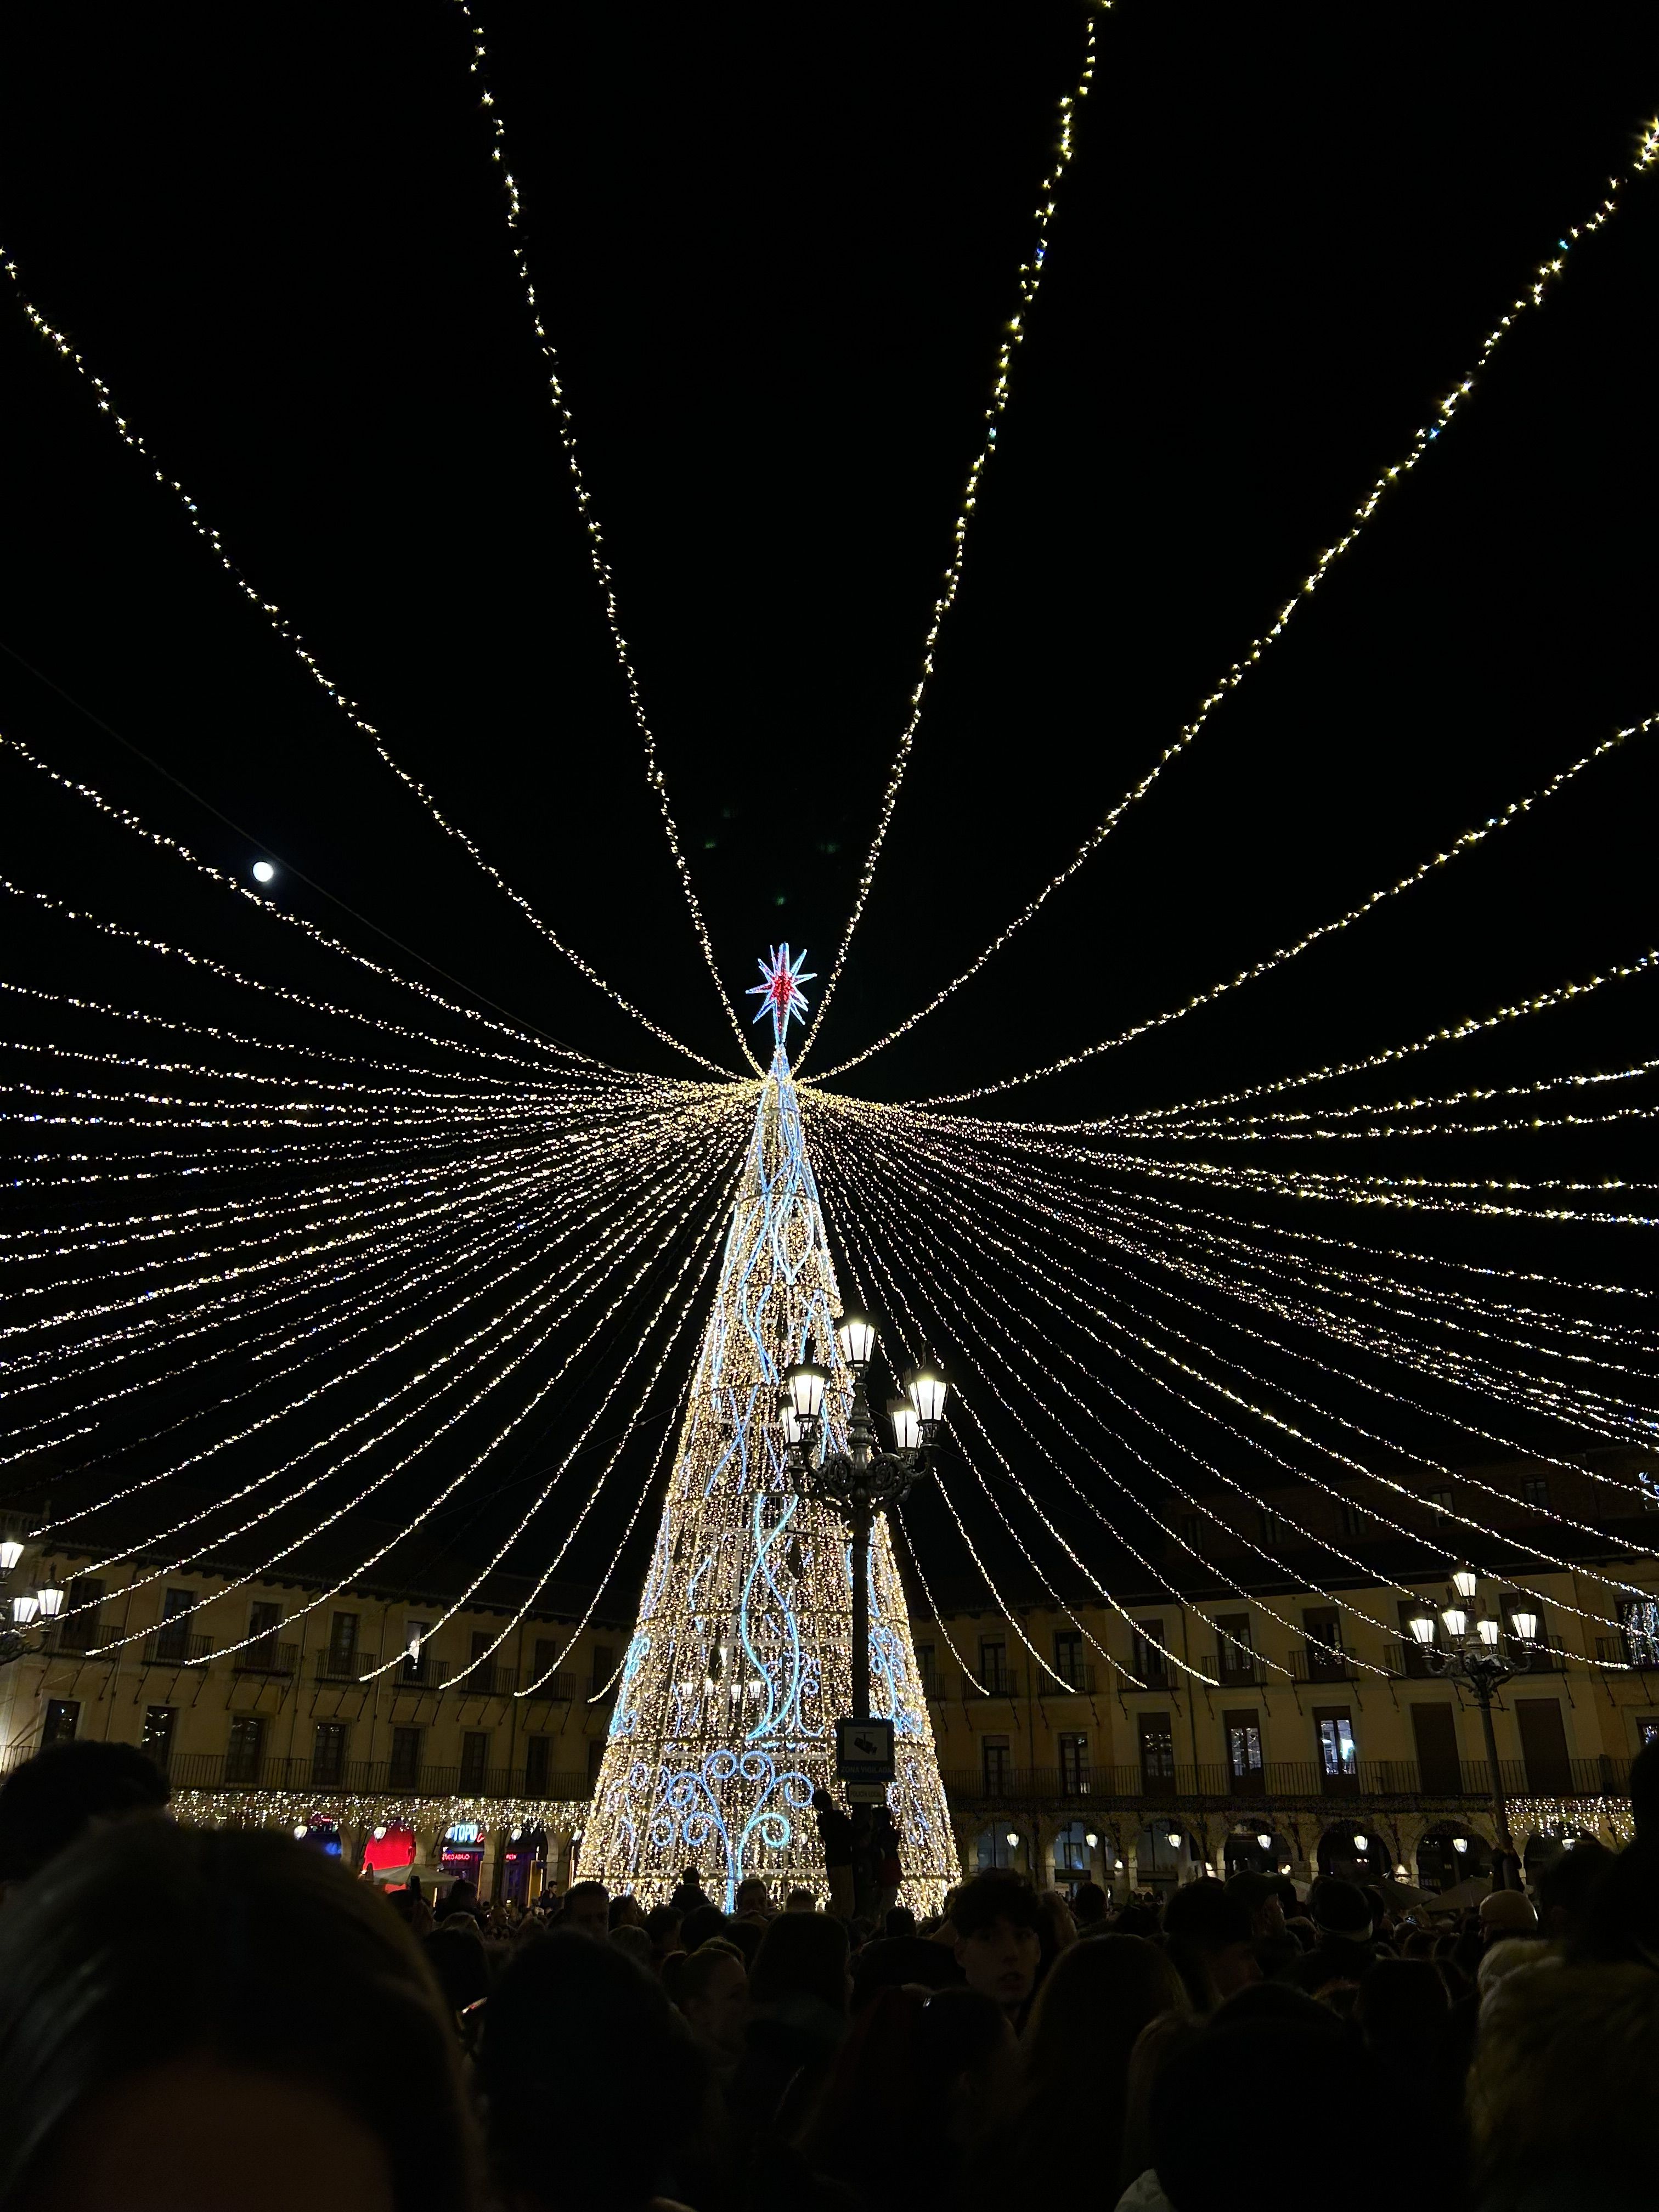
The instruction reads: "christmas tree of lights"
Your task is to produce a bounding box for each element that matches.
[584,949,956,1910]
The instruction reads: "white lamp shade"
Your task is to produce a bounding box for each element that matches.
[906,1367,948,1427]
[1510,1610,1539,1642]
[785,1363,828,1420]
[35,1585,64,1620]
[1409,1613,1437,1644]
[1005,1831,1020,1848]
[1085,1831,1099,1848]
[1441,1605,1468,1639]
[835,1311,877,1369]
[1475,1616,1500,1647]
[11,1593,38,1626]
[783,1408,809,1448]
[1256,1832,1273,1850]
[0,1539,23,1573]
[1352,1834,1370,1854]
[1452,1566,1479,1603]
[1452,1836,1469,1854]
[1165,1830,1183,1850]
[888,1400,922,1453]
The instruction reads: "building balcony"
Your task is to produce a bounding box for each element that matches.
[1045,1662,1098,1695]
[233,1641,298,1679]
[964,1669,1022,1701]
[143,1630,215,1669]
[939,1752,1634,1812]
[1289,1644,1358,1685]
[1204,1651,1268,1689]
[155,1752,590,1801]
[522,1671,578,1704]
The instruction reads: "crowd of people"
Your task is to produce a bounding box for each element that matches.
[0,1737,1654,2210]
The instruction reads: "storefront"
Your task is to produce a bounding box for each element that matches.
[362,1822,418,1883]
[500,1823,547,1904]
[439,1819,486,1886]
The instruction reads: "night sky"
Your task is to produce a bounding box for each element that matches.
[2,4,1656,1602]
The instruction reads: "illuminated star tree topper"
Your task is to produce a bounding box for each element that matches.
[747,944,815,1047]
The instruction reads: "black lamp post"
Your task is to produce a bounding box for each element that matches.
[782,1313,946,1722]
[1409,1566,1538,1887]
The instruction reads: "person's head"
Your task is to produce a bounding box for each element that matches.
[1226,1869,1286,1941]
[0,1820,476,2210]
[436,1878,478,1923]
[883,1905,917,1940]
[425,1922,491,2016]
[1308,1875,1374,1944]
[1353,1957,1448,2067]
[482,1933,709,2209]
[608,1892,641,1931]
[560,1880,610,1940]
[1534,1838,1611,1945]
[811,1787,834,1814]
[734,1875,773,1918]
[749,1907,850,2017]
[1477,1934,1542,2004]
[721,1912,765,1970]
[1471,1962,1659,2207]
[674,1938,749,2061]
[1152,2017,1395,2208]
[1070,1880,1108,1927]
[1479,1888,1538,1942]
[678,1864,703,1890]
[1119,2008,1204,2190]
[645,1904,684,1959]
[1163,1879,1260,2000]
[785,1886,819,1912]
[0,1741,170,1888]
[1019,1932,1187,2153]
[679,1901,729,1954]
[952,1871,1043,2016]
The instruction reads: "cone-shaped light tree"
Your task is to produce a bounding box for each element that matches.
[584,950,956,1909]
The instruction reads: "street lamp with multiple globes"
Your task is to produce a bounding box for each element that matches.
[0,1540,65,1667]
[1409,1565,1539,1886]
[782,1312,947,1723]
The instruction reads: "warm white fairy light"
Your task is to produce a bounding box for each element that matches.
[866,1103,1659,1548]
[822,1124,1400,1664]
[0,300,731,1080]
[449,0,758,1074]
[797,13,1101,1063]
[78,1123,743,1653]
[817,128,1659,1082]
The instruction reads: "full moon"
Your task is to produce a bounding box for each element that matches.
[251,860,275,884]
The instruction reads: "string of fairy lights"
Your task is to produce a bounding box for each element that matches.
[1,12,1655,1863]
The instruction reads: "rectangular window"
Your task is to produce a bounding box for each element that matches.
[532,1638,562,1694]
[326,1611,359,1677]
[43,1699,80,1746]
[1621,1599,1659,1669]
[388,1726,421,1788]
[402,1620,431,1684]
[1315,1707,1358,1790]
[57,1577,105,1656]
[913,1642,938,1697]
[225,1715,265,1786]
[460,1731,490,1791]
[981,1735,1011,1791]
[1177,1515,1201,1549]
[155,1588,196,1665]
[142,1704,176,1769]
[1338,1498,1362,1539]
[1515,1697,1572,1796]
[1410,1702,1463,1795]
[1259,1506,1287,1547]
[1638,1718,1659,1748]
[1053,1632,1083,1688]
[1519,1475,1550,1513]
[1425,1488,1453,1518]
[312,1722,348,1786]
[1138,1712,1176,1793]
[245,1600,281,1672]
[978,1638,1008,1693]
[1058,1733,1090,1793]
[469,1629,494,1689]
[590,1644,616,1696]
[1304,1610,1347,1682]
[1216,1613,1254,1681]
[1131,1622,1168,1683]
[1224,1709,1263,1794]
[523,1735,551,1793]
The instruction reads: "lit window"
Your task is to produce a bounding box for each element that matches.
[1318,1716,1358,1776]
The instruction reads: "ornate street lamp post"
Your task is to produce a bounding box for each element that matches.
[782,1313,947,1722]
[1409,1566,1538,1887]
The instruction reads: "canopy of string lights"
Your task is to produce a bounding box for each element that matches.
[1,1,1657,1853]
